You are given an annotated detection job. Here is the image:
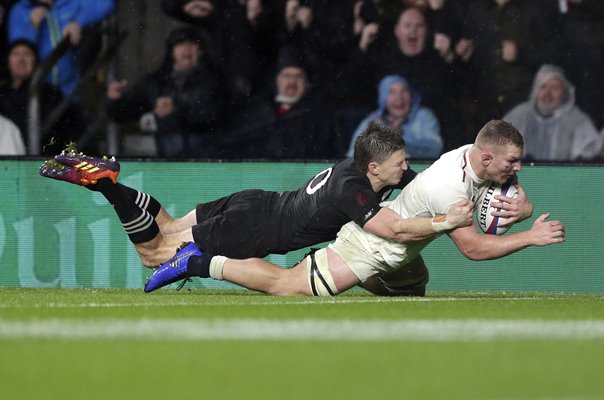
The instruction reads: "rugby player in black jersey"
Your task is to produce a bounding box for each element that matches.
[40,125,473,294]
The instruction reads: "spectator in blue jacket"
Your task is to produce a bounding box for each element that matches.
[347,74,442,159]
[8,0,115,96]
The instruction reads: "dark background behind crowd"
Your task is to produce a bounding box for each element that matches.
[0,0,603,162]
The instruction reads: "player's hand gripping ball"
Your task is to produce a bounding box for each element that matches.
[477,181,519,235]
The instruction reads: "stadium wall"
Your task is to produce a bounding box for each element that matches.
[1,159,602,293]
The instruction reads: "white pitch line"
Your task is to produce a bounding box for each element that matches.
[1,319,604,341]
[1,296,598,309]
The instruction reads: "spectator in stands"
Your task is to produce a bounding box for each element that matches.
[554,0,604,129]
[7,0,115,96]
[0,112,25,155]
[457,0,554,134]
[380,0,465,62]
[398,0,466,64]
[298,0,379,157]
[161,0,276,111]
[0,39,79,154]
[106,27,225,158]
[0,1,18,79]
[356,6,462,151]
[503,64,602,162]
[347,74,442,159]
[601,127,604,161]
[221,45,337,160]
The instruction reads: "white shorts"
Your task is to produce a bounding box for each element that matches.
[326,223,409,282]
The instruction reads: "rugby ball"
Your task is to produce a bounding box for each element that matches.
[477,182,519,235]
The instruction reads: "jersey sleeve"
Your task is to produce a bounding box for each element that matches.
[341,183,382,228]
[425,181,468,216]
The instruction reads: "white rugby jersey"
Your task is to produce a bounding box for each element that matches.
[334,145,493,278]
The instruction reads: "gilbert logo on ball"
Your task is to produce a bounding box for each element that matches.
[477,181,519,235]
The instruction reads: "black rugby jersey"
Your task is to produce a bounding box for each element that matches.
[265,158,416,254]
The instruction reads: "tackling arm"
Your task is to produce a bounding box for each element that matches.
[363,199,474,243]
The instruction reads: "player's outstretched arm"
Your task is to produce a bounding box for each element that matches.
[448,213,565,261]
[363,200,474,243]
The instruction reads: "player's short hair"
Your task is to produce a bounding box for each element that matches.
[475,120,524,149]
[353,124,405,173]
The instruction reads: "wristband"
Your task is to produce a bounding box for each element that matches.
[431,214,454,233]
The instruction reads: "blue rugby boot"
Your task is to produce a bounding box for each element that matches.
[144,242,203,293]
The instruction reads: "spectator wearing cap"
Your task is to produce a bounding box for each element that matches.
[503,64,602,162]
[220,45,338,160]
[346,74,442,159]
[106,27,226,158]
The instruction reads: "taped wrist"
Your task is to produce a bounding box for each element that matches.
[431,214,455,233]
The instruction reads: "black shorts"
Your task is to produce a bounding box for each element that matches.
[192,189,274,259]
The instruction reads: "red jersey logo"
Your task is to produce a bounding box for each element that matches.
[356,192,368,207]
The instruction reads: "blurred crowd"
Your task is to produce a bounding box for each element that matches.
[1,0,604,162]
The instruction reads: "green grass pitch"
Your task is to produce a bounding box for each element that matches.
[1,288,603,400]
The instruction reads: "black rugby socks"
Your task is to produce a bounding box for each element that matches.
[92,179,160,243]
[187,254,214,278]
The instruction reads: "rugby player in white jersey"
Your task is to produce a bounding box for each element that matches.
[205,120,565,296]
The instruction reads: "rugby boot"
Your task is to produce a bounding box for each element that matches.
[52,151,120,186]
[39,158,88,185]
[144,242,203,293]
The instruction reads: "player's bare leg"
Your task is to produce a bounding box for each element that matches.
[155,208,197,235]
[221,258,310,295]
[135,228,195,268]
[221,248,361,296]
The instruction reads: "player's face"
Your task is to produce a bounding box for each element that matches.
[487,144,522,184]
[378,149,408,185]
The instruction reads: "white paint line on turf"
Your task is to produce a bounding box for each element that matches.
[1,296,596,309]
[1,319,604,341]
